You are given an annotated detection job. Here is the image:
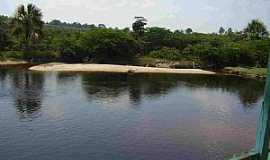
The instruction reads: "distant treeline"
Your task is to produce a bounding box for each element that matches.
[46,19,107,30]
[0,4,270,68]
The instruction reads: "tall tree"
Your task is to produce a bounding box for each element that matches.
[132,16,147,38]
[226,28,233,35]
[219,27,225,34]
[244,19,269,40]
[10,4,44,50]
[0,15,11,50]
[185,28,193,34]
[98,24,106,28]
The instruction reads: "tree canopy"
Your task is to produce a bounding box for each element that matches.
[10,4,44,50]
[219,27,225,34]
[185,28,193,34]
[244,19,269,40]
[132,16,147,38]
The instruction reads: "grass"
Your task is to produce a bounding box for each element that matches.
[224,67,268,78]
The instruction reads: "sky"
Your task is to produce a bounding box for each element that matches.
[1,0,270,33]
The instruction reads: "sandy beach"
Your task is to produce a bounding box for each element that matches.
[29,63,216,75]
[0,60,28,66]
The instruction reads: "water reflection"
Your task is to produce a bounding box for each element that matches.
[0,68,7,81]
[1,69,265,120]
[179,75,265,106]
[9,69,44,120]
[81,73,265,107]
[81,73,180,106]
[0,68,266,160]
[56,72,80,85]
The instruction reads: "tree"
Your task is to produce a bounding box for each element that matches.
[48,19,62,25]
[132,16,147,38]
[185,28,193,34]
[123,27,130,32]
[0,28,10,50]
[10,4,44,50]
[0,15,11,50]
[219,27,225,34]
[244,19,269,40]
[98,24,106,28]
[143,27,172,50]
[226,28,233,35]
[79,28,138,63]
[174,30,184,34]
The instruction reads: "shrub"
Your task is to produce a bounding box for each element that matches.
[0,51,59,61]
[0,51,25,59]
[78,28,139,64]
[149,47,183,61]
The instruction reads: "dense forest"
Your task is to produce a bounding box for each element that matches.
[0,4,270,68]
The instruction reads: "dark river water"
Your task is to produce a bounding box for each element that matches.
[0,66,266,160]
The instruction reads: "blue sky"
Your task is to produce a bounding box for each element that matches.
[1,0,270,33]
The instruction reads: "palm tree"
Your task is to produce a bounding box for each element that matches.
[11,4,43,50]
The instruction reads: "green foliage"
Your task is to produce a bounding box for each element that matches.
[0,15,9,26]
[78,28,139,63]
[10,4,44,50]
[24,51,60,61]
[244,19,269,40]
[0,7,269,69]
[219,27,225,34]
[0,51,25,59]
[143,27,172,51]
[47,19,97,30]
[149,47,183,61]
[225,67,268,78]
[226,28,233,36]
[132,17,147,38]
[0,26,10,50]
[0,51,59,61]
[185,28,193,34]
[148,38,270,68]
[0,15,12,50]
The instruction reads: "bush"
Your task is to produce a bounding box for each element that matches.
[78,28,139,64]
[0,51,25,59]
[24,51,60,61]
[149,47,183,61]
[0,51,59,61]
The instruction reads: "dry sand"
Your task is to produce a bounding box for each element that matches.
[29,63,216,75]
[0,60,28,66]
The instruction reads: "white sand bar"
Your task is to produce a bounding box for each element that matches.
[29,63,216,75]
[0,60,28,66]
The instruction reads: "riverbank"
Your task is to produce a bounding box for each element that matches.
[223,67,268,79]
[0,60,29,66]
[2,60,267,80]
[29,63,216,75]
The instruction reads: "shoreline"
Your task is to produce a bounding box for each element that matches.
[29,63,216,75]
[1,61,266,80]
[222,67,267,80]
[0,60,29,66]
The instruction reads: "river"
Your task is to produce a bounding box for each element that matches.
[0,66,265,160]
